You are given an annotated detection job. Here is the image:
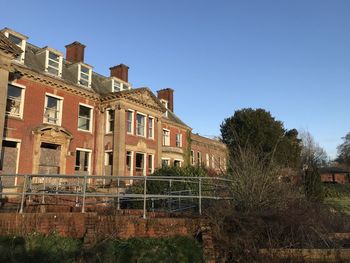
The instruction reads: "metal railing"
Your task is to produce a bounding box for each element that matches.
[0,174,232,219]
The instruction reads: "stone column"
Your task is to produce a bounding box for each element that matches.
[94,107,105,176]
[112,103,126,176]
[0,52,13,158]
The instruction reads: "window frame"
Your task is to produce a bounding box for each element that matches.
[176,133,182,148]
[78,103,93,132]
[4,30,26,63]
[148,116,154,139]
[126,110,134,135]
[197,151,202,165]
[148,154,154,174]
[45,49,63,77]
[106,108,115,134]
[104,150,113,166]
[174,159,182,167]
[78,63,92,88]
[162,158,170,167]
[135,152,146,176]
[136,112,146,137]
[163,129,170,146]
[43,93,63,126]
[190,150,195,165]
[2,137,21,186]
[75,148,92,174]
[160,99,168,117]
[126,150,133,176]
[6,82,25,119]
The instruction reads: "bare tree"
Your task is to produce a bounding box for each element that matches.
[299,130,328,167]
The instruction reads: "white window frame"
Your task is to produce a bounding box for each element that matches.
[43,93,63,126]
[176,133,182,148]
[206,153,210,167]
[163,129,170,146]
[45,50,63,77]
[2,137,21,186]
[104,150,113,166]
[127,109,134,135]
[136,112,146,137]
[112,79,122,92]
[6,82,25,119]
[212,155,215,169]
[106,108,115,134]
[75,148,92,174]
[78,103,93,132]
[126,150,134,176]
[191,150,195,165]
[162,158,170,167]
[197,151,202,165]
[160,99,168,117]
[174,159,182,167]
[78,63,92,88]
[148,116,154,139]
[135,152,146,176]
[4,31,26,63]
[148,154,154,174]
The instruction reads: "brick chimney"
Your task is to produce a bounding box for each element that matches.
[65,41,86,63]
[110,64,129,82]
[157,88,174,112]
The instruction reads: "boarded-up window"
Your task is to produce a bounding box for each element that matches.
[0,140,19,186]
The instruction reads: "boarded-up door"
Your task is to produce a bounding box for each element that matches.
[38,143,60,174]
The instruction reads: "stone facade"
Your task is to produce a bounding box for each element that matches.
[0,28,228,183]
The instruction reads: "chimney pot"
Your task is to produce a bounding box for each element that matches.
[110,64,129,82]
[65,41,86,63]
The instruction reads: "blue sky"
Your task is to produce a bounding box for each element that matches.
[1,0,349,158]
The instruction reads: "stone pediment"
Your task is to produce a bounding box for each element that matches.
[33,125,73,144]
[123,88,165,112]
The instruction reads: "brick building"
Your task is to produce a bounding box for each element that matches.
[0,28,227,185]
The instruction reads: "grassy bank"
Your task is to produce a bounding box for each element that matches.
[0,234,203,263]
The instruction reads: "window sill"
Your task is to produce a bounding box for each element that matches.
[43,121,61,126]
[6,115,23,121]
[78,128,93,134]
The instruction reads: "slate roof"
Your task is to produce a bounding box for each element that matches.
[12,36,190,129]
[319,167,349,174]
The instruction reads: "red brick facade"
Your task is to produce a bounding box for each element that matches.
[0,28,228,182]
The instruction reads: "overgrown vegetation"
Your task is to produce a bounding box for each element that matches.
[84,236,203,263]
[205,146,350,262]
[0,234,203,263]
[210,117,350,262]
[0,233,81,263]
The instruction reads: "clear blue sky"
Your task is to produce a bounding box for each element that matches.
[1,0,349,158]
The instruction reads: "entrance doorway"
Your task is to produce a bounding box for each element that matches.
[38,142,60,174]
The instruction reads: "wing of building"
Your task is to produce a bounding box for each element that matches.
[0,28,227,185]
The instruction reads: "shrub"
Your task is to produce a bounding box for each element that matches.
[303,165,324,202]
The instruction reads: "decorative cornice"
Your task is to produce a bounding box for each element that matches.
[14,65,100,102]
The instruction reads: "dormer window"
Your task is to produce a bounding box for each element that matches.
[113,79,121,92]
[160,99,168,117]
[78,64,92,88]
[45,50,63,77]
[2,28,27,63]
[112,79,130,92]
